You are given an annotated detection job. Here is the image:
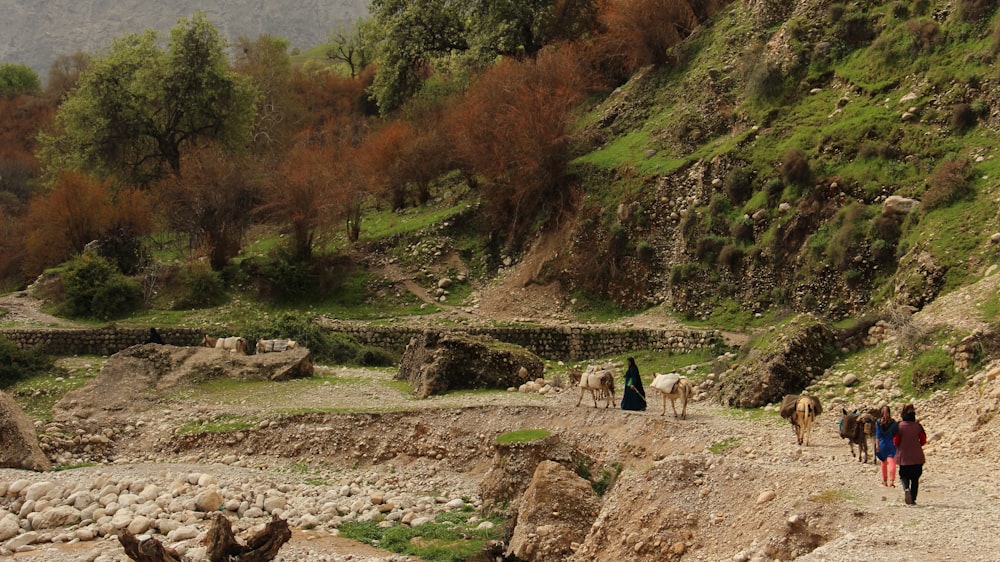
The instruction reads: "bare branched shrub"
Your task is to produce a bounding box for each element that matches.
[885,304,934,353]
[923,157,972,209]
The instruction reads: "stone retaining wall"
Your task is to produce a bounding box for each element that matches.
[0,327,203,356]
[2,325,723,361]
[328,323,723,361]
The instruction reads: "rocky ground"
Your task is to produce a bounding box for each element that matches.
[2,263,1000,561]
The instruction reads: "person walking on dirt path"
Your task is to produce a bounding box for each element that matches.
[621,357,646,411]
[874,404,898,487]
[893,403,926,506]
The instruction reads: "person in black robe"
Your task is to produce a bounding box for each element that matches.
[621,357,646,411]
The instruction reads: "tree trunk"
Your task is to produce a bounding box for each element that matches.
[119,513,291,562]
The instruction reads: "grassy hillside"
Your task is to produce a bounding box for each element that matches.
[559,0,1000,326]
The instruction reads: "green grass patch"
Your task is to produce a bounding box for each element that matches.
[495,429,551,444]
[708,437,741,454]
[53,462,97,471]
[900,346,964,396]
[337,512,505,562]
[810,489,857,504]
[6,357,99,422]
[980,293,1000,322]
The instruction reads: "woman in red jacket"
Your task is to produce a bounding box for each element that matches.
[893,403,927,506]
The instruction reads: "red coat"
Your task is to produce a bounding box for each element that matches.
[893,420,926,466]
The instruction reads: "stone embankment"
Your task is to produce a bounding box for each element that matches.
[2,324,723,362]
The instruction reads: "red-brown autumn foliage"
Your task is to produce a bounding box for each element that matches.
[446,46,592,248]
[22,171,152,276]
[357,108,455,211]
[261,132,356,260]
[589,0,717,82]
[0,95,54,210]
[157,146,262,269]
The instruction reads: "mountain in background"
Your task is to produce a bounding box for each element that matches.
[0,0,369,79]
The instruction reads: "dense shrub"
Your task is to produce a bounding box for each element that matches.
[730,217,754,243]
[60,253,142,320]
[718,244,744,271]
[174,265,228,310]
[746,59,785,101]
[957,0,996,22]
[765,178,784,204]
[923,158,972,210]
[781,149,811,186]
[257,250,316,302]
[0,336,52,388]
[951,103,977,131]
[724,166,753,204]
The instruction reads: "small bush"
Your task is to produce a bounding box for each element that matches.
[957,0,996,22]
[828,3,845,23]
[730,218,754,242]
[951,103,977,131]
[175,265,228,310]
[60,253,142,320]
[0,336,53,388]
[695,235,726,263]
[923,158,972,210]
[636,240,654,263]
[781,149,811,186]
[724,167,753,204]
[718,244,744,271]
[765,178,784,203]
[747,60,785,101]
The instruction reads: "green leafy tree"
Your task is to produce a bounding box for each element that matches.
[40,13,258,186]
[368,0,468,113]
[0,63,40,97]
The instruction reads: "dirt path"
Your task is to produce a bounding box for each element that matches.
[0,291,85,329]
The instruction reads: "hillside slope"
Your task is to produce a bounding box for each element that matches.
[558,0,1000,325]
[0,0,368,76]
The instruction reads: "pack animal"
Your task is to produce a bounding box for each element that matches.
[256,339,299,353]
[575,365,616,408]
[839,408,877,463]
[648,373,693,419]
[780,394,822,446]
[202,334,249,355]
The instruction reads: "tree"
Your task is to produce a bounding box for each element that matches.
[45,52,90,102]
[368,0,468,113]
[447,46,592,249]
[233,35,298,156]
[0,63,40,98]
[465,0,598,59]
[156,145,262,270]
[591,0,717,82]
[39,13,258,186]
[326,18,376,77]
[260,134,353,261]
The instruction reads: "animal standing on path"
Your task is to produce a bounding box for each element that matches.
[839,408,877,463]
[649,373,694,419]
[575,365,616,408]
[780,394,823,446]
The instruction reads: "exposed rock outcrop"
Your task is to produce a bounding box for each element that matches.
[395,331,544,397]
[715,314,834,408]
[0,391,51,471]
[506,460,601,562]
